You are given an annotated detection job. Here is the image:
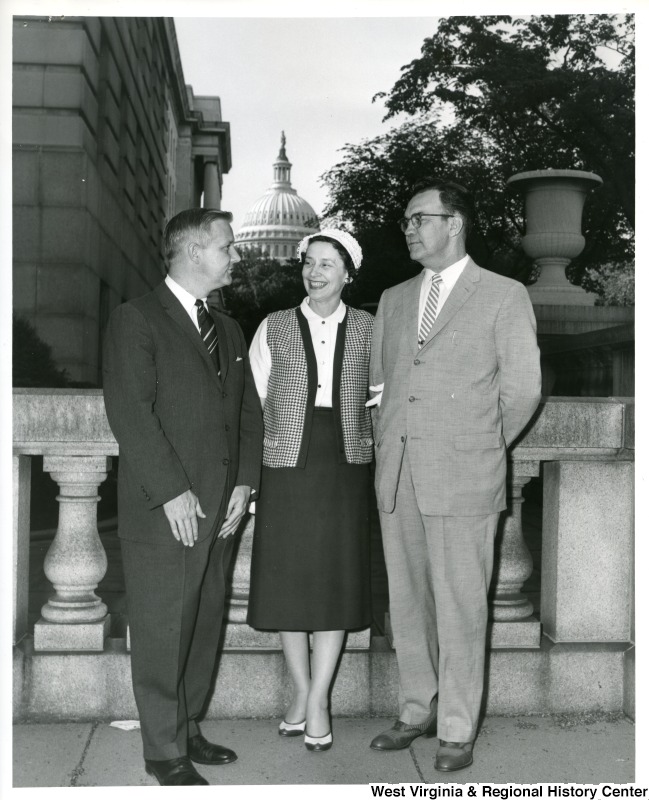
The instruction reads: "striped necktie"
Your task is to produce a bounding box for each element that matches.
[195,299,221,374]
[418,272,443,348]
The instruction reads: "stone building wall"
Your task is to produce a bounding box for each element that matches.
[13,16,230,385]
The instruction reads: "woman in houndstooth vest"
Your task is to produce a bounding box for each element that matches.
[247,230,373,752]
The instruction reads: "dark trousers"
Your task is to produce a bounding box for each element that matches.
[121,519,235,760]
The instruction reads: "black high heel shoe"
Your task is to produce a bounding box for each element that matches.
[278,719,306,737]
[304,730,333,752]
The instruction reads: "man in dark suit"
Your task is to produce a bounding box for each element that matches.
[368,179,541,771]
[103,208,263,786]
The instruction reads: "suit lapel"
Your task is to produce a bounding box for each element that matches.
[154,283,221,383]
[399,275,424,357]
[419,259,480,351]
[211,312,230,382]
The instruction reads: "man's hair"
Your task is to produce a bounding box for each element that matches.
[409,178,475,240]
[163,208,233,263]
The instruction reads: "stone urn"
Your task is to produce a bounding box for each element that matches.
[507,169,603,305]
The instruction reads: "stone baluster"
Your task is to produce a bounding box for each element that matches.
[489,460,541,648]
[227,514,254,625]
[34,455,112,651]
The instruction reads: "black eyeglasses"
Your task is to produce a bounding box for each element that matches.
[398,213,453,232]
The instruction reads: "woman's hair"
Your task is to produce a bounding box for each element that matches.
[301,235,356,278]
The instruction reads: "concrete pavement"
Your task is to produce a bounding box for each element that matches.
[12,714,634,788]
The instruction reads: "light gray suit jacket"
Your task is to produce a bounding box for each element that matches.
[370,258,541,517]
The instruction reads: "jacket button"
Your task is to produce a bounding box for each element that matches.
[414,359,420,365]
[401,436,405,442]
[224,424,230,431]
[222,391,227,398]
[222,458,230,465]
[409,396,415,402]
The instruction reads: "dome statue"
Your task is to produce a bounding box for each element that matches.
[235,132,320,260]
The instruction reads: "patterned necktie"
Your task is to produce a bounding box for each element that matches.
[418,272,443,348]
[195,299,221,375]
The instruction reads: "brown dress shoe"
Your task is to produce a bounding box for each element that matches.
[434,740,474,772]
[370,717,437,751]
[145,756,209,785]
[188,733,238,765]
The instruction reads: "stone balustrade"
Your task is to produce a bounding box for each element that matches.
[13,390,634,657]
[12,389,635,721]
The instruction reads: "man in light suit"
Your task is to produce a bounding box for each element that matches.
[103,208,262,786]
[369,179,541,771]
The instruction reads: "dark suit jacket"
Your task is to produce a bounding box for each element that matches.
[102,281,263,545]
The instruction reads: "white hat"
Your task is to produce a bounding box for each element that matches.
[297,229,363,273]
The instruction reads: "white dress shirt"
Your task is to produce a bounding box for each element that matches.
[417,254,469,331]
[165,274,208,331]
[249,298,347,408]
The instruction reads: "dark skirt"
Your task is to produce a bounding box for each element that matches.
[247,408,371,631]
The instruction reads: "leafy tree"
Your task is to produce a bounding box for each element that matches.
[322,14,634,301]
[13,315,70,387]
[584,261,634,306]
[222,249,306,343]
[323,119,529,305]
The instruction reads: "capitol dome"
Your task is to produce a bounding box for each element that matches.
[235,132,319,260]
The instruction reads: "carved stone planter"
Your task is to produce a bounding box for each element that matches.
[507,169,602,306]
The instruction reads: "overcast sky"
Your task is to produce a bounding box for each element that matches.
[174,16,436,229]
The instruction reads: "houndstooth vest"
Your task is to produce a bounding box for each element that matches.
[263,306,374,468]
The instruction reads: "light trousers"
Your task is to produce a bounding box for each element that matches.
[379,446,498,742]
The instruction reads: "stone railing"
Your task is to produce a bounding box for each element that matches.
[13,390,634,654]
[540,323,634,397]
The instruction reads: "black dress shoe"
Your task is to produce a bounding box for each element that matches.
[188,733,238,765]
[434,740,474,772]
[145,756,209,785]
[370,717,437,751]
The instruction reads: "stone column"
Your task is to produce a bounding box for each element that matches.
[13,455,32,645]
[541,460,634,643]
[34,455,112,651]
[489,461,541,647]
[203,160,221,209]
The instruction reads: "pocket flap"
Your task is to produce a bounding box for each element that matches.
[454,432,502,450]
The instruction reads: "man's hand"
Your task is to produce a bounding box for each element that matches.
[218,485,252,539]
[163,489,206,547]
